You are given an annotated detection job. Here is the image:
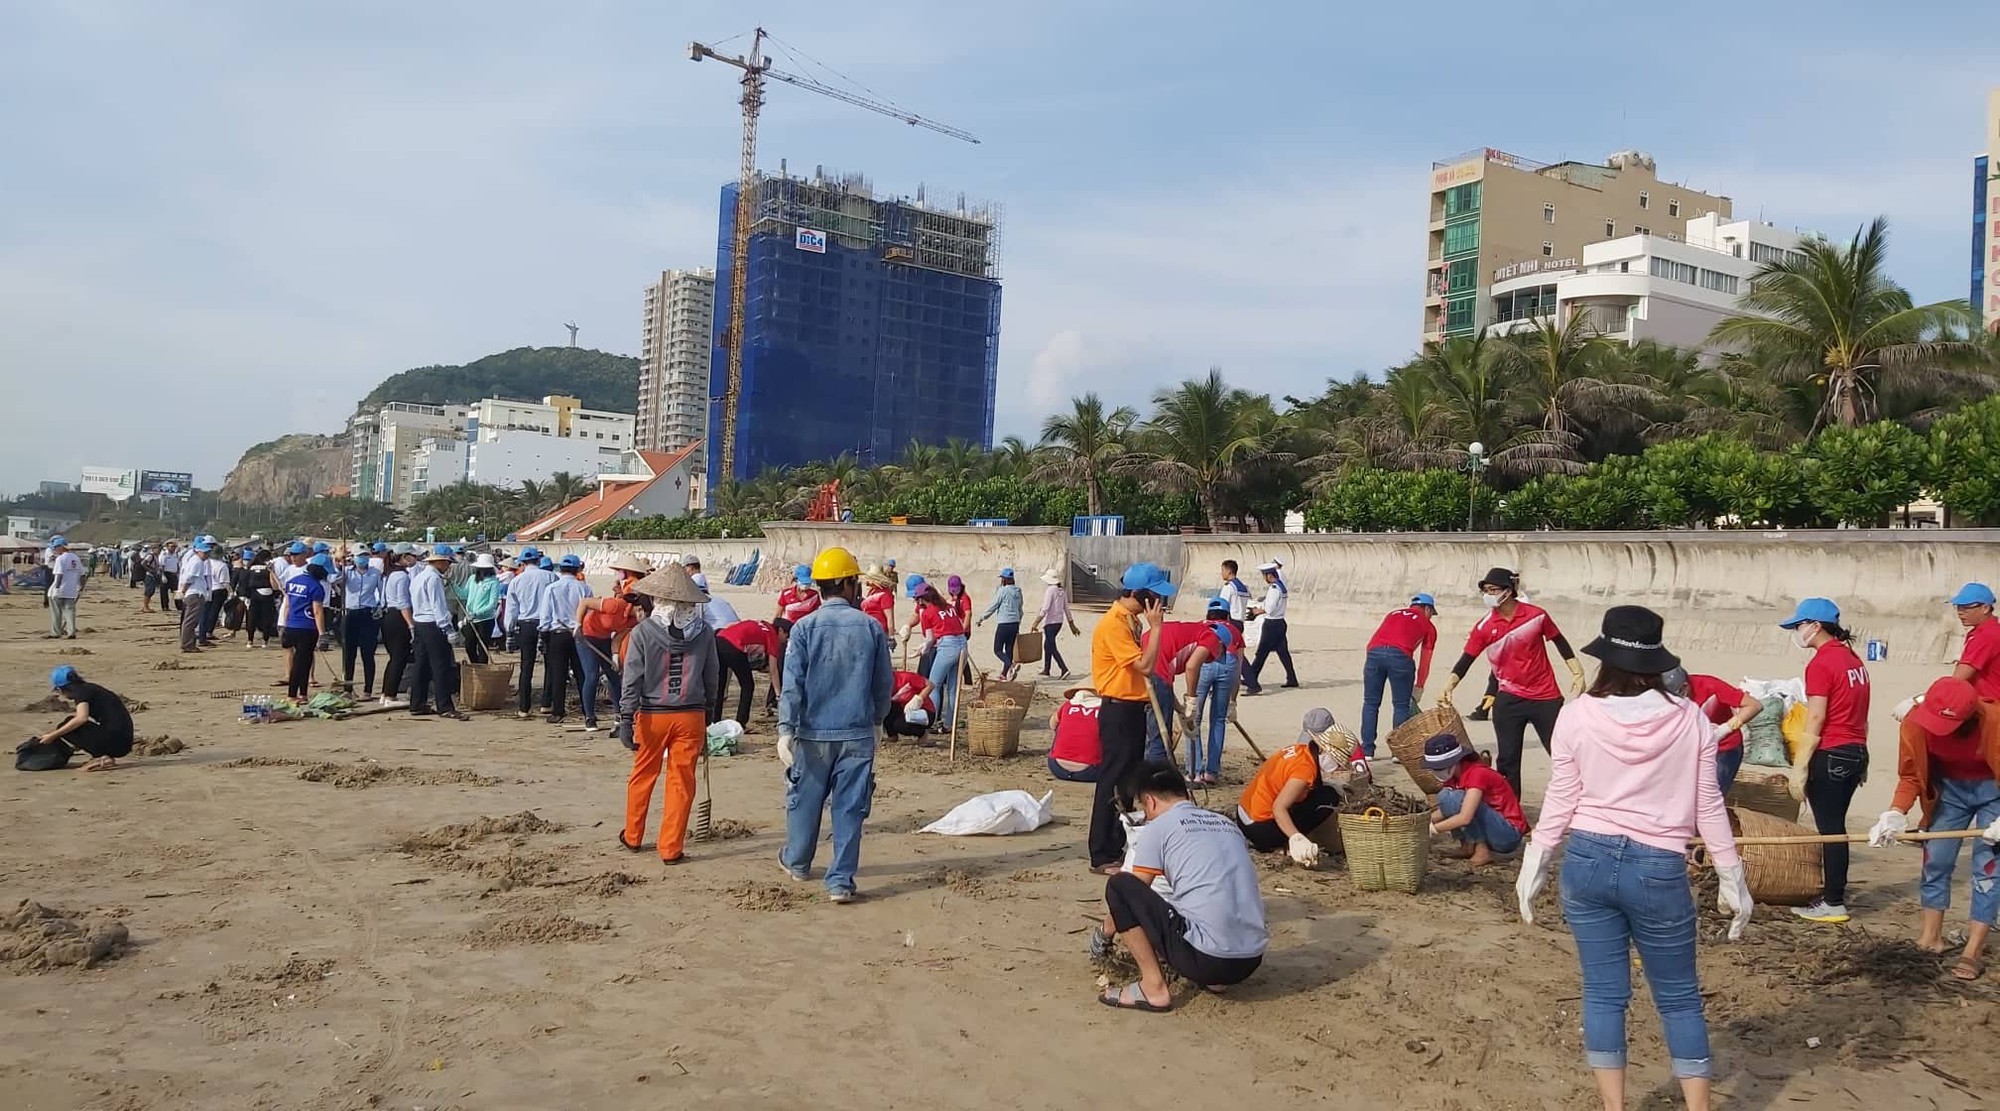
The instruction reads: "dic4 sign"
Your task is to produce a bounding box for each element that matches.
[795,227,827,253]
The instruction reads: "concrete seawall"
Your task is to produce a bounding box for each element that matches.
[1181,531,1997,660]
[753,522,1070,595]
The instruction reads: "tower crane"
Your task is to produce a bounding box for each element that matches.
[688,27,978,486]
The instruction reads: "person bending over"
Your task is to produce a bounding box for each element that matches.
[1097,761,1268,1012]
[884,669,936,739]
[1422,733,1528,866]
[1235,708,1368,865]
[19,666,134,773]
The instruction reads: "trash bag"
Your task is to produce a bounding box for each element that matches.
[15,737,74,772]
[919,790,1054,836]
[705,720,743,756]
[1779,701,1812,764]
[1119,811,1173,896]
[1741,694,1789,767]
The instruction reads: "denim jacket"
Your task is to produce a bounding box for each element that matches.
[978,582,1024,624]
[780,596,894,742]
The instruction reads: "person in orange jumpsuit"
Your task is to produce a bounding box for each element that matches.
[616,561,720,865]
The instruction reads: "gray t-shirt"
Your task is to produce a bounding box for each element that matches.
[1131,801,1268,959]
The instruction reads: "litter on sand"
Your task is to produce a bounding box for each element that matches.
[919,790,1054,836]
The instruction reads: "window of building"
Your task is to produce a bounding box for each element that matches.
[1604,219,1616,237]
[1543,203,1555,224]
[1649,256,1698,284]
[1446,257,1476,295]
[1619,260,1631,273]
[1698,269,1739,294]
[1634,225,1650,236]
[1442,221,1480,257]
[1541,242,1554,256]
[1668,199,1681,217]
[1638,190,1650,209]
[1444,296,1476,332]
[1442,181,1482,218]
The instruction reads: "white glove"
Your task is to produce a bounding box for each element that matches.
[903,695,924,713]
[1715,862,1754,941]
[1985,817,2000,844]
[1867,809,1908,847]
[1891,695,1919,723]
[1286,833,1321,868]
[1515,842,1553,924]
[776,730,796,770]
[1711,722,1733,743]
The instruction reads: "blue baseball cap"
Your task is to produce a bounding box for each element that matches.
[47,535,68,547]
[192,538,213,553]
[1779,597,1841,629]
[906,574,927,599]
[372,541,388,553]
[558,554,584,570]
[1204,595,1229,612]
[429,543,455,560]
[1950,583,1997,607]
[50,665,79,689]
[999,567,1014,579]
[1120,562,1177,597]
[287,541,308,555]
[794,564,813,585]
[516,551,537,564]
[309,553,335,570]
[539,557,554,570]
[312,542,331,553]
[1411,593,1438,609]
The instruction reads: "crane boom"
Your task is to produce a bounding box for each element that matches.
[688,27,976,488]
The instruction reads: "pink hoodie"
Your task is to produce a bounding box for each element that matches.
[1531,690,1740,869]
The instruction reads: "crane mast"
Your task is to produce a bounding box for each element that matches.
[688,27,976,488]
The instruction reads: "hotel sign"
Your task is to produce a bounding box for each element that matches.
[1493,256,1578,282]
[1431,159,1483,191]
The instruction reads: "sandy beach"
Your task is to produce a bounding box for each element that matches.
[2,580,1994,1110]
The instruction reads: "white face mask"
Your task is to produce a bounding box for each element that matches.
[1792,623,1818,650]
[1483,592,1504,609]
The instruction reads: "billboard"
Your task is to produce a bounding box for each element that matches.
[80,466,138,500]
[795,227,827,253]
[138,470,194,498]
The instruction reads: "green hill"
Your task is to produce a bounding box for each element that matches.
[359,347,641,414]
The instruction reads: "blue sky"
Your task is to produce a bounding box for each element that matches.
[1,1,1991,493]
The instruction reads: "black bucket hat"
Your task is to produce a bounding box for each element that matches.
[1581,605,1680,675]
[1477,567,1517,591]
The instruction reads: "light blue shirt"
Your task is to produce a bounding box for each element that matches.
[409,564,451,626]
[541,574,593,631]
[383,568,412,614]
[342,566,383,609]
[504,566,556,631]
[978,582,1024,624]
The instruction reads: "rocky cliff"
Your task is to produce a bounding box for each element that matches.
[220,432,351,508]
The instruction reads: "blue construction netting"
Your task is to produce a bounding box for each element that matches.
[708,181,1001,486]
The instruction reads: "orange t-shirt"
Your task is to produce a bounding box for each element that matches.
[1237,743,1320,824]
[579,595,638,641]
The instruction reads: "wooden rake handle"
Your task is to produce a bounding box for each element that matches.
[1698,828,1990,847]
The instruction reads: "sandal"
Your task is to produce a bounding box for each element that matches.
[1950,956,1985,982]
[1098,982,1171,1013]
[618,832,643,852]
[1092,863,1123,876]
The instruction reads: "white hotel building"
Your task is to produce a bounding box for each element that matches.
[1485,213,1807,347]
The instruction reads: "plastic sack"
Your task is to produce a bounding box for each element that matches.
[1779,702,1811,763]
[1740,677,1806,707]
[919,790,1054,836]
[1119,811,1174,896]
[1741,695,1789,767]
[705,720,743,757]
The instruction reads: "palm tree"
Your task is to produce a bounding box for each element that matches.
[1709,217,1978,429]
[1421,334,1582,481]
[990,435,1038,479]
[938,438,983,481]
[1498,313,1651,440]
[1034,392,1138,516]
[545,471,590,508]
[1123,368,1272,530]
[1625,344,1791,448]
[898,440,943,487]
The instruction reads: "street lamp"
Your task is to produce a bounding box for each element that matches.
[1464,442,1489,531]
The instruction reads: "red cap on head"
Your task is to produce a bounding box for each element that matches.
[1910,677,1979,736]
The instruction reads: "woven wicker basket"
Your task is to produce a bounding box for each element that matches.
[1727,769,1801,823]
[1013,630,1042,666]
[965,699,1022,757]
[459,662,516,712]
[978,676,1037,726]
[1337,807,1431,893]
[1729,806,1822,906]
[1386,705,1470,796]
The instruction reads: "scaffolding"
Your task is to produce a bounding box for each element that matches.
[746,166,1001,279]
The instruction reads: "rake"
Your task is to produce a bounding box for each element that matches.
[691,749,715,842]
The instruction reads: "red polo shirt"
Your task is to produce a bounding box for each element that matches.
[1463,602,1564,702]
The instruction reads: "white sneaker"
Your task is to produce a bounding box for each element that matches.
[246,641,256,650]
[1791,900,1850,924]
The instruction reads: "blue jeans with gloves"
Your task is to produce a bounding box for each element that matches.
[1434,787,1522,853]
[1359,645,1416,757]
[927,635,967,728]
[781,737,877,896]
[1190,658,1234,777]
[1920,777,2000,926]
[1560,831,1713,1079]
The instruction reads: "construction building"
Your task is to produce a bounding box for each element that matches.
[1486,213,1807,349]
[636,268,717,462]
[1424,149,1733,343]
[1975,88,1999,329]
[708,167,1001,485]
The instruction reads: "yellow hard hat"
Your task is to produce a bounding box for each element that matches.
[809,546,861,581]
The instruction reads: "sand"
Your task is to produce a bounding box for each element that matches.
[1,582,1995,1110]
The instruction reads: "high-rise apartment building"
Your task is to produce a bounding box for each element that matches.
[636,268,716,463]
[708,168,1001,485]
[1424,148,1732,342]
[348,402,469,505]
[354,395,634,508]
[1975,89,1999,330]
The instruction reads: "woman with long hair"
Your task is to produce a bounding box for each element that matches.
[1033,568,1077,679]
[1779,597,1872,924]
[1518,605,1751,1111]
[905,582,969,735]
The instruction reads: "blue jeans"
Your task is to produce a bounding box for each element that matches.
[928,635,966,727]
[781,737,877,895]
[1715,746,1744,795]
[1560,832,1712,1079]
[1435,787,1522,853]
[1191,658,1234,776]
[1047,756,1099,782]
[1920,777,2000,926]
[1144,674,1178,764]
[1359,646,1416,756]
[577,634,621,724]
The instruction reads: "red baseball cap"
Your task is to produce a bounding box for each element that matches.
[1910,677,1978,736]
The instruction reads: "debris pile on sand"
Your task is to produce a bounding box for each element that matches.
[1337,784,1431,816]
[220,757,499,789]
[704,819,759,841]
[251,956,335,985]
[2,900,130,972]
[1808,936,1947,990]
[153,659,193,671]
[726,882,811,912]
[926,868,992,899]
[562,872,646,898]
[20,694,67,713]
[132,735,187,757]
[396,812,562,853]
[466,914,610,948]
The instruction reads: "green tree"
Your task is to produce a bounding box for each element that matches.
[1709,217,1978,429]
[1929,397,2000,525]
[1803,422,1926,526]
[1124,369,1274,530]
[1033,392,1138,517]
[1498,313,1650,441]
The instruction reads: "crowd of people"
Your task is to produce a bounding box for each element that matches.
[22,530,2000,1109]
